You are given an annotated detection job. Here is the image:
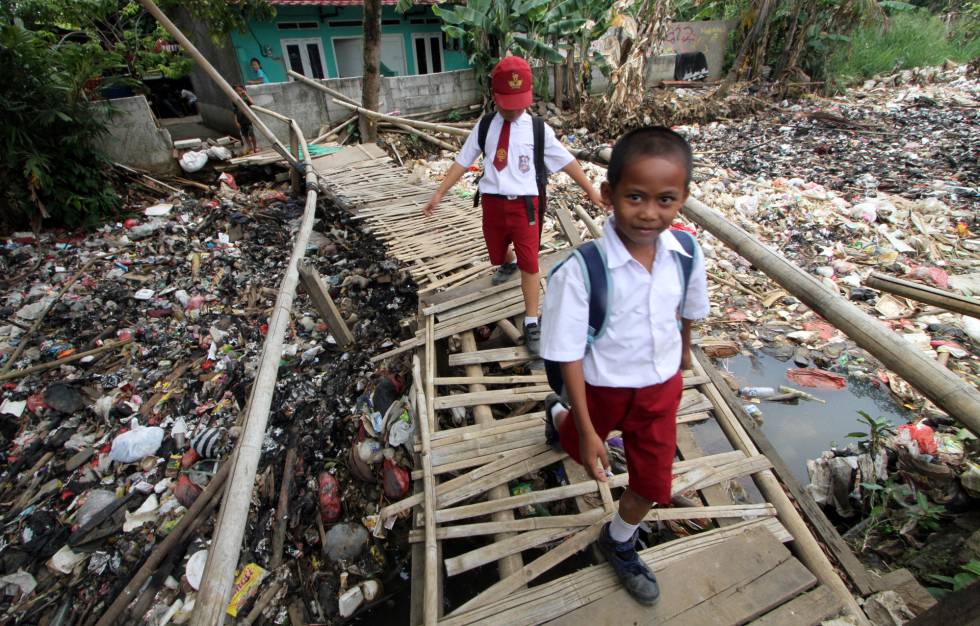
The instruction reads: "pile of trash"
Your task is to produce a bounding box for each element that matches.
[0,175,419,623]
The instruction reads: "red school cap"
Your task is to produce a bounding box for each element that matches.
[491,56,533,110]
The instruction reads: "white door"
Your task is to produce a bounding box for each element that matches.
[333,34,406,78]
[282,38,327,79]
[412,33,444,74]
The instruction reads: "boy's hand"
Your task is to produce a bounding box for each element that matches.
[586,188,605,210]
[423,193,442,217]
[579,431,610,482]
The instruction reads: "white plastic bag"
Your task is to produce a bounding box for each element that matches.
[206,145,232,161]
[109,420,164,463]
[179,150,208,173]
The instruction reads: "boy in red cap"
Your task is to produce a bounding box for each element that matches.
[424,56,603,355]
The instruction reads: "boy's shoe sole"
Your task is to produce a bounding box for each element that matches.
[544,393,564,451]
[491,263,518,285]
[596,523,661,606]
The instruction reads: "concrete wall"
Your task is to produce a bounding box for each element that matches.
[95,96,176,175]
[230,5,468,83]
[247,69,479,148]
[173,7,242,135]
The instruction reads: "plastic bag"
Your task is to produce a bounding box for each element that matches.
[207,146,233,161]
[75,490,117,528]
[109,421,164,463]
[179,150,208,173]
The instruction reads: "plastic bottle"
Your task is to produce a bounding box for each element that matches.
[739,387,777,399]
[742,404,763,419]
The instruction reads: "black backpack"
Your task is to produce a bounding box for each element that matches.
[473,112,549,219]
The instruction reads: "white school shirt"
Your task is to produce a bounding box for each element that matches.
[455,112,574,197]
[539,217,710,388]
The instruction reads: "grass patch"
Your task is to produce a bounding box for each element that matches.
[826,11,980,84]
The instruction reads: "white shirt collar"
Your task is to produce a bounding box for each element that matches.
[601,216,691,269]
[496,111,530,125]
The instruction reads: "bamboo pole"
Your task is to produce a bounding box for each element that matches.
[413,351,439,626]
[330,99,470,138]
[136,0,299,169]
[287,69,360,107]
[191,119,319,625]
[0,339,132,382]
[865,272,980,319]
[95,461,230,626]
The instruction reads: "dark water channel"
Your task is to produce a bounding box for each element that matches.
[713,353,912,486]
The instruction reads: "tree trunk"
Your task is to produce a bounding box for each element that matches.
[360,0,382,142]
[717,0,775,98]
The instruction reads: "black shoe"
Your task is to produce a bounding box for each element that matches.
[544,393,565,451]
[524,322,541,355]
[596,522,661,606]
[491,262,518,285]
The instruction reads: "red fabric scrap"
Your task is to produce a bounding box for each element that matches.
[786,368,847,390]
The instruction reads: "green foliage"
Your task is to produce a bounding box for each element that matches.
[429,0,616,98]
[0,23,120,229]
[928,561,980,596]
[848,410,897,458]
[827,9,980,82]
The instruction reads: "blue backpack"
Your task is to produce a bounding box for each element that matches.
[543,229,698,395]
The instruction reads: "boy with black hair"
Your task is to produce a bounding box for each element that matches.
[539,126,709,605]
[423,56,603,355]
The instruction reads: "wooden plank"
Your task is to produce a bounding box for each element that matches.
[434,375,548,386]
[749,586,845,626]
[443,526,583,577]
[297,261,354,348]
[541,526,809,626]
[553,203,583,246]
[430,412,544,442]
[448,346,533,367]
[433,386,551,410]
[675,418,739,526]
[663,558,816,625]
[441,521,792,626]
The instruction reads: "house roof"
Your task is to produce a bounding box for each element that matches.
[268,0,436,5]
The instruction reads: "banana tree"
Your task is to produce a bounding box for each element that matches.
[429,0,615,106]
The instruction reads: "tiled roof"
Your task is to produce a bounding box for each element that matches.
[269,1,437,5]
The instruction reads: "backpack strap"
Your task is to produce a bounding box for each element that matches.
[669,229,697,321]
[532,116,547,214]
[472,112,497,208]
[547,240,611,343]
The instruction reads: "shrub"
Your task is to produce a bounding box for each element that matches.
[826,10,980,83]
[0,23,121,230]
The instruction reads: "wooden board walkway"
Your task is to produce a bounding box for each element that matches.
[314,145,865,626]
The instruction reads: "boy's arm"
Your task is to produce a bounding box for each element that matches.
[560,160,604,208]
[423,162,467,216]
[680,319,693,372]
[560,360,609,482]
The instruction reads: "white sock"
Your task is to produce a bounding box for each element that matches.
[609,510,639,543]
[525,316,539,326]
[548,401,566,421]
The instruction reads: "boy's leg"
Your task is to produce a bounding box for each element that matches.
[597,372,683,606]
[482,196,518,285]
[510,198,542,353]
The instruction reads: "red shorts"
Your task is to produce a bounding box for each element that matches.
[559,372,682,504]
[481,195,540,274]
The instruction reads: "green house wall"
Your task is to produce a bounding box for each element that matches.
[229,5,469,83]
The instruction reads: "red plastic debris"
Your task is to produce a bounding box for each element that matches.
[318,472,341,523]
[26,393,47,414]
[174,474,202,507]
[907,265,949,289]
[803,320,835,341]
[896,423,937,455]
[382,458,410,500]
[123,218,139,229]
[786,368,847,390]
[180,448,200,469]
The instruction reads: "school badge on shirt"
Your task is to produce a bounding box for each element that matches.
[518,155,530,173]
